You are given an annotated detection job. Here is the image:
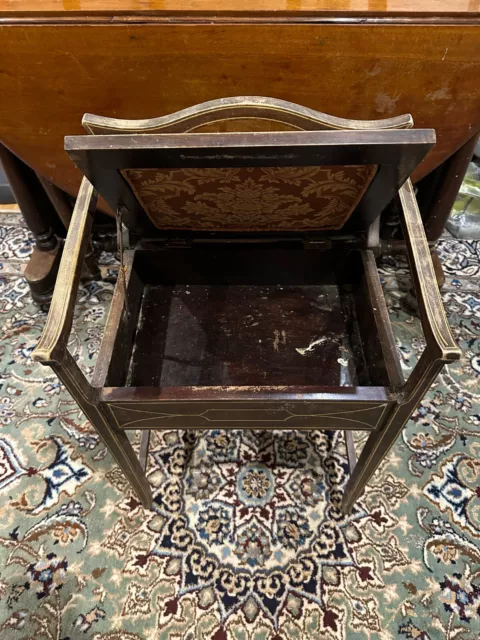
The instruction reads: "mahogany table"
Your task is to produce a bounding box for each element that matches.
[0,1,479,300]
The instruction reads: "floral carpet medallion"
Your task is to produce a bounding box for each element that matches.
[0,215,479,640]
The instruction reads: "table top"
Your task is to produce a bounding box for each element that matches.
[0,4,478,210]
[0,0,478,18]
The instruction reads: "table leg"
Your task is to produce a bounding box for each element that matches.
[0,143,62,304]
[416,131,480,287]
[420,131,480,242]
[381,131,479,289]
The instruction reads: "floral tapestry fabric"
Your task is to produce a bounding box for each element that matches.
[0,214,479,640]
[121,165,377,232]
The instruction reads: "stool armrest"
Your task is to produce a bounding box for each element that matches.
[33,177,97,365]
[398,180,461,401]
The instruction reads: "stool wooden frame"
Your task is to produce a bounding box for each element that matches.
[33,98,460,513]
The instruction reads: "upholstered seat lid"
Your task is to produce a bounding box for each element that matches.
[65,98,435,238]
[121,165,377,232]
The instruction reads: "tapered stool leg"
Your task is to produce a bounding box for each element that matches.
[52,352,152,509]
[343,354,447,513]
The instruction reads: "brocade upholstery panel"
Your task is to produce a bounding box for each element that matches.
[121,165,377,232]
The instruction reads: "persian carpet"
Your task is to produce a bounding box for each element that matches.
[0,212,479,640]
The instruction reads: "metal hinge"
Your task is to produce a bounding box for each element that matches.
[116,207,130,319]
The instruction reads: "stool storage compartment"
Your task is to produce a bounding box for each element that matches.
[106,246,388,390]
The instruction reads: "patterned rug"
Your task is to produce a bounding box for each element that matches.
[0,213,479,640]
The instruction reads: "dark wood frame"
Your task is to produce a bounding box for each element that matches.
[32,102,461,513]
[66,128,433,237]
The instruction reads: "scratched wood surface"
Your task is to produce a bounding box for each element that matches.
[128,283,367,388]
[0,22,479,209]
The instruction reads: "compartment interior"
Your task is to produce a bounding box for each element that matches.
[100,243,393,390]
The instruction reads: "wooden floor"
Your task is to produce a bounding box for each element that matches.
[0,204,19,213]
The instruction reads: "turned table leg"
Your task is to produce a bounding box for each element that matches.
[0,143,63,304]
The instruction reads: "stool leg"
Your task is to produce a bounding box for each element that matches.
[342,408,409,514]
[343,395,425,513]
[343,354,446,513]
[342,424,398,514]
[51,352,152,509]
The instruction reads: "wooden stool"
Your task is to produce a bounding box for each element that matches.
[33,97,460,512]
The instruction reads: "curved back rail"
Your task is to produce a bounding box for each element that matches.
[83,96,414,136]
